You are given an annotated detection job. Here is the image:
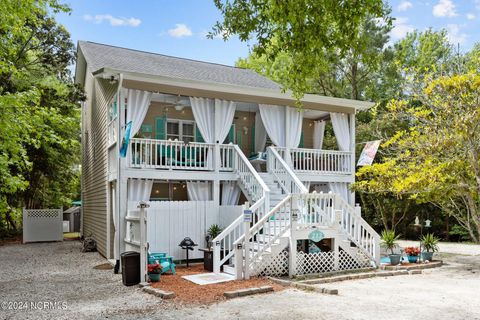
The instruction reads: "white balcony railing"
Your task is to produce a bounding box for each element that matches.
[128,138,235,171]
[275,147,353,175]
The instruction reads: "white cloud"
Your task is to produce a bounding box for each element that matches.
[83,14,141,27]
[466,13,476,20]
[167,24,193,38]
[397,1,413,11]
[446,24,467,45]
[390,17,415,40]
[432,0,458,17]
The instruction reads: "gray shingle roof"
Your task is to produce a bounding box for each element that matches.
[78,41,280,90]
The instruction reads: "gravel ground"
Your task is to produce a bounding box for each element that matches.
[0,241,166,320]
[1,240,479,320]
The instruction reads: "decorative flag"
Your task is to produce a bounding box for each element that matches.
[357,140,381,166]
[119,121,132,158]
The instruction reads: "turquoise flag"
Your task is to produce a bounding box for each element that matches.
[120,121,132,158]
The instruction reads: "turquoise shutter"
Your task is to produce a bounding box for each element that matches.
[195,125,205,142]
[299,132,304,148]
[227,125,235,143]
[155,116,166,139]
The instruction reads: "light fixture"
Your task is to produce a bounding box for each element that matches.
[243,126,248,135]
[155,189,160,194]
[243,116,247,121]
[174,104,184,111]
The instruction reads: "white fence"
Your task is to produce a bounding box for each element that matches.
[125,201,243,261]
[23,208,63,243]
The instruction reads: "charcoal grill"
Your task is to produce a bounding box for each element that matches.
[179,237,198,267]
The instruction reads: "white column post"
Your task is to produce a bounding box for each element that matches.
[333,237,339,271]
[138,201,150,283]
[289,195,298,277]
[213,240,221,274]
[234,243,243,280]
[243,203,251,280]
[349,112,356,206]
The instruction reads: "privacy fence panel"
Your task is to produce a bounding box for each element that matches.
[145,201,217,261]
[23,208,63,243]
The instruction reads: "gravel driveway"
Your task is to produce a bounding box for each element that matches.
[1,240,479,320]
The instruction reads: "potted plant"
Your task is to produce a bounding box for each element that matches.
[207,224,223,249]
[147,263,162,282]
[381,230,402,265]
[404,246,421,263]
[421,233,439,261]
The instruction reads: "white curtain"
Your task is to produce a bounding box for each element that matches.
[190,97,215,143]
[313,120,326,149]
[187,181,212,201]
[254,111,267,153]
[215,99,236,143]
[259,104,303,166]
[328,182,350,204]
[285,106,303,149]
[128,179,154,202]
[330,112,350,151]
[259,104,285,146]
[127,89,153,136]
[221,181,241,205]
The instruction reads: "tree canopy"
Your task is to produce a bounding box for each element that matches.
[0,0,82,236]
[212,0,391,99]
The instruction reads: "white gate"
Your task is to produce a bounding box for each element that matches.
[23,208,63,243]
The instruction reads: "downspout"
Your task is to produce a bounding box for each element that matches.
[115,73,124,273]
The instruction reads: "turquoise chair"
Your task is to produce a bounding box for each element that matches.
[148,252,176,275]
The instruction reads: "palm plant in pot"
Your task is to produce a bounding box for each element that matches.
[206,224,223,249]
[421,233,439,261]
[381,230,402,265]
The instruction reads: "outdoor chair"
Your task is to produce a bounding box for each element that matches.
[148,252,176,275]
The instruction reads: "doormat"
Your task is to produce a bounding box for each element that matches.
[182,273,235,285]
[93,263,113,270]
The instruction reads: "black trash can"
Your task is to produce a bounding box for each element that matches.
[120,251,140,286]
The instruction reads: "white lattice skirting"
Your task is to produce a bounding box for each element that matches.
[250,251,289,277]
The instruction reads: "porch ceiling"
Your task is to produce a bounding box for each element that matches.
[95,68,373,114]
[150,92,329,119]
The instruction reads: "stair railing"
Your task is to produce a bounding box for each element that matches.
[234,195,293,272]
[334,194,381,266]
[211,145,270,274]
[267,146,308,194]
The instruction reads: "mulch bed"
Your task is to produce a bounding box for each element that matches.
[151,264,283,305]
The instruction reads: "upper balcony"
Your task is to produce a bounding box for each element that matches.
[108,91,356,179]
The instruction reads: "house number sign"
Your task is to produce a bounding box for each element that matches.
[308,230,325,242]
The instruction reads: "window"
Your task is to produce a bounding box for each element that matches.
[166,119,195,143]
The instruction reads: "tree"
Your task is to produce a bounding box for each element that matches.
[212,0,391,99]
[356,73,480,243]
[0,0,82,236]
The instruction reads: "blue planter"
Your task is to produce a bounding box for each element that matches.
[389,254,402,265]
[407,255,418,263]
[148,273,161,282]
[422,252,434,261]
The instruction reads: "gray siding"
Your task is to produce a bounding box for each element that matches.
[81,73,118,257]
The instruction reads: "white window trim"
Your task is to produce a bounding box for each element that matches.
[166,118,196,142]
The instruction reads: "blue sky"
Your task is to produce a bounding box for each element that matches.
[56,0,480,66]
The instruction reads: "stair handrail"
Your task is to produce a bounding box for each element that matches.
[334,194,381,266]
[296,192,336,226]
[233,195,293,268]
[267,146,308,194]
[211,145,270,274]
[233,144,270,203]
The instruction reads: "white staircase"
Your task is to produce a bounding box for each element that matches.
[213,146,380,278]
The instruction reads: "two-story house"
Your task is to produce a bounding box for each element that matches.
[75,41,380,279]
